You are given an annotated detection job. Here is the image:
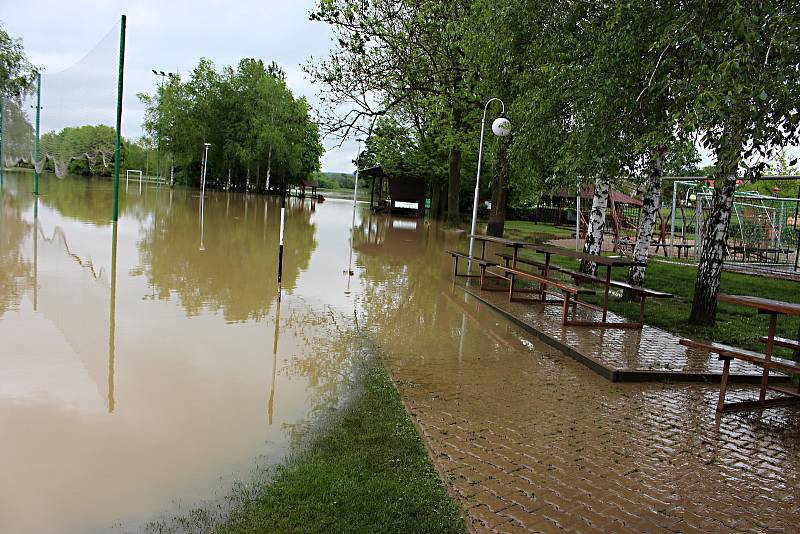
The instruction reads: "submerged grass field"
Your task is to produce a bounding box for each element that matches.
[218,361,466,534]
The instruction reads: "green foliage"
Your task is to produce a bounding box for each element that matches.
[219,361,467,534]
[139,58,323,188]
[0,23,36,97]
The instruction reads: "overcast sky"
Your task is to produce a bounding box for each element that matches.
[2,0,359,173]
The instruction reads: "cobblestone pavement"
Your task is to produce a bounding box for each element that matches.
[379,290,800,533]
[468,277,766,378]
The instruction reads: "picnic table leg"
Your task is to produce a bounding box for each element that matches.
[602,265,611,322]
[759,313,778,403]
[562,292,571,325]
[541,252,551,302]
[717,357,731,412]
[454,256,459,277]
[639,295,646,323]
[482,240,487,260]
[512,245,519,269]
[508,273,515,302]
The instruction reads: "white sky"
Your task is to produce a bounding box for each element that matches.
[1,0,359,173]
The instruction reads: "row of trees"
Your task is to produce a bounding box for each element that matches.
[140,58,324,189]
[309,0,800,324]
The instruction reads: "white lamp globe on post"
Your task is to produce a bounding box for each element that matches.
[468,98,511,275]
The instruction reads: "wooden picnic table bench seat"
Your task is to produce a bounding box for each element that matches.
[563,269,674,299]
[678,338,800,412]
[559,268,673,325]
[495,252,559,272]
[446,250,498,289]
[759,335,800,355]
[487,265,594,325]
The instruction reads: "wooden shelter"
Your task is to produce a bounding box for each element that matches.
[362,165,427,217]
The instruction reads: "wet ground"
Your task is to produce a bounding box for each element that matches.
[2,171,799,532]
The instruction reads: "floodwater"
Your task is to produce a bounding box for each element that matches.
[1,170,450,533]
[4,171,798,534]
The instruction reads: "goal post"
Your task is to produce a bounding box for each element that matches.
[126,169,142,191]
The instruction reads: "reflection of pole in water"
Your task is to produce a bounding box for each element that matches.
[458,311,466,364]
[277,181,286,300]
[33,197,39,311]
[345,141,361,291]
[199,193,205,251]
[108,221,119,413]
[268,298,281,425]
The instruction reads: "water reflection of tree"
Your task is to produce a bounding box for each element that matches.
[353,214,466,352]
[136,194,317,322]
[279,299,363,446]
[0,192,34,317]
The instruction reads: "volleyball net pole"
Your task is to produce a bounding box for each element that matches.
[112,14,127,221]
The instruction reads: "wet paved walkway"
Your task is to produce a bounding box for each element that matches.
[381,287,800,533]
[463,278,769,382]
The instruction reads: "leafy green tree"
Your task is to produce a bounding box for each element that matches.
[0,23,35,97]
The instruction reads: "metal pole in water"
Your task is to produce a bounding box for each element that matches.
[277,180,286,300]
[112,15,127,221]
[34,72,41,196]
[108,221,118,413]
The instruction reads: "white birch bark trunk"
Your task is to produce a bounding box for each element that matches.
[689,174,736,324]
[580,177,610,275]
[627,148,664,290]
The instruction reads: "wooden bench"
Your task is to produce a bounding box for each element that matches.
[563,269,674,324]
[495,252,559,272]
[759,336,800,358]
[679,338,800,412]
[488,265,594,325]
[446,250,498,289]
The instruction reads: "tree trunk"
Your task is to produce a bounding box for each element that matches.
[624,147,665,299]
[580,177,610,275]
[430,183,443,220]
[446,146,461,227]
[689,174,736,325]
[265,146,272,193]
[487,135,511,237]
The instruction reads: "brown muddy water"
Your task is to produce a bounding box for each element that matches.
[0,171,467,533]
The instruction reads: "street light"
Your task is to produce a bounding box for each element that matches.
[201,142,211,194]
[152,69,175,184]
[468,98,511,274]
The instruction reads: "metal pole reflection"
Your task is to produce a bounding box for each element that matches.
[269,299,281,425]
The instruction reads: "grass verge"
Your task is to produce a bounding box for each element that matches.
[217,361,467,534]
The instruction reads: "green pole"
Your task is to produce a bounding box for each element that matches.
[112,14,127,221]
[34,72,41,195]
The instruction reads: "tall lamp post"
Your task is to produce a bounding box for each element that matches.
[468,98,511,273]
[201,142,211,194]
[151,70,174,183]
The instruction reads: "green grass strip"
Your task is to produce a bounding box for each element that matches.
[218,362,467,534]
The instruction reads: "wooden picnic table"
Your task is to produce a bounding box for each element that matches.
[522,244,646,328]
[469,234,530,266]
[681,294,800,411]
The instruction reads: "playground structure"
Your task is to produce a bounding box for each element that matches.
[664,177,800,272]
[534,186,644,252]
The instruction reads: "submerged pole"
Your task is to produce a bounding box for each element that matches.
[277,180,286,300]
[33,72,41,196]
[112,15,127,221]
[575,186,580,251]
[108,221,119,413]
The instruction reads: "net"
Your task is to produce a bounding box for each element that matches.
[1,21,121,179]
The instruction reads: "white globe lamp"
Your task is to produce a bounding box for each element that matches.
[492,115,511,137]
